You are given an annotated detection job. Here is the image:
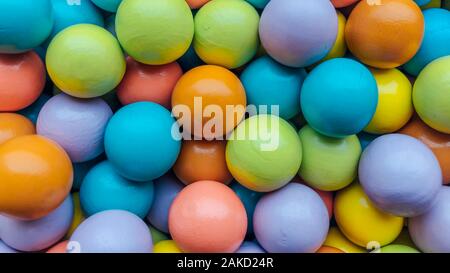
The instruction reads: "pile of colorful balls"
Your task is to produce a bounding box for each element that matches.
[0,0,449,253]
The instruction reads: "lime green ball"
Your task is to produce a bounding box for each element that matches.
[298,125,361,191]
[46,24,125,98]
[378,244,420,253]
[149,225,169,244]
[413,56,450,134]
[226,115,302,192]
[116,0,194,65]
[194,0,260,69]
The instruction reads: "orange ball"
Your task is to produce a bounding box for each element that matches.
[172,65,247,139]
[117,57,183,109]
[0,135,73,220]
[46,241,68,253]
[169,180,247,253]
[0,113,35,145]
[173,140,232,185]
[331,0,360,8]
[400,114,450,184]
[0,51,45,111]
[186,0,210,9]
[345,0,424,69]
[316,246,345,253]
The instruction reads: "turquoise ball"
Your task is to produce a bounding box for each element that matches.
[241,56,307,120]
[0,0,53,53]
[404,8,450,76]
[246,0,270,9]
[301,58,378,138]
[231,182,263,235]
[91,0,123,12]
[80,161,154,218]
[104,102,181,181]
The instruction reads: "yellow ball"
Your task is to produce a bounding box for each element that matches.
[321,11,347,62]
[364,68,413,134]
[153,240,183,253]
[334,183,404,248]
[323,227,366,253]
[66,192,85,238]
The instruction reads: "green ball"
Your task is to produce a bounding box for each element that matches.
[116,0,194,65]
[149,225,169,244]
[46,24,125,98]
[226,115,302,192]
[413,56,450,134]
[378,244,420,253]
[298,125,361,191]
[194,0,260,69]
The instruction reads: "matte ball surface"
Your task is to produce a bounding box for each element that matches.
[235,241,266,253]
[253,183,329,253]
[105,102,181,182]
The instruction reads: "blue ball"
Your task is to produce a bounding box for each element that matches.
[241,56,307,120]
[146,173,184,233]
[300,58,378,138]
[80,161,154,218]
[358,132,379,150]
[72,155,104,191]
[179,44,204,72]
[231,182,263,236]
[404,9,450,76]
[46,0,104,45]
[0,0,53,53]
[91,0,123,12]
[246,0,270,9]
[104,102,181,181]
[414,0,431,6]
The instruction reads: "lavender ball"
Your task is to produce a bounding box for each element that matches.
[70,210,152,253]
[0,196,73,252]
[259,0,338,67]
[37,93,113,163]
[359,134,442,217]
[146,173,184,233]
[409,186,450,253]
[235,241,266,253]
[0,240,18,253]
[253,183,329,253]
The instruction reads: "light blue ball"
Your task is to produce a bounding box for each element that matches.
[301,58,378,138]
[246,0,270,9]
[91,0,123,12]
[46,0,104,45]
[80,161,154,218]
[104,102,181,181]
[241,56,307,120]
[404,9,450,76]
[0,0,53,53]
[231,182,263,236]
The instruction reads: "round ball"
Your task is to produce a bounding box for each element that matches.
[378,244,420,253]
[245,0,269,9]
[174,140,232,185]
[404,9,450,76]
[254,183,329,253]
[359,134,442,217]
[316,246,345,253]
[47,0,104,44]
[0,0,53,53]
[47,241,69,253]
[105,102,181,181]
[400,114,450,184]
[172,65,247,139]
[0,113,35,145]
[413,56,450,134]
[150,225,169,244]
[409,186,450,253]
[0,51,45,111]
[301,58,378,138]
[67,193,85,238]
[91,0,123,12]
[334,183,404,248]
[46,24,126,98]
[70,210,152,253]
[37,94,113,163]
[0,196,73,252]
[331,0,360,8]
[231,182,263,235]
[0,135,73,220]
[319,11,347,63]
[0,240,18,253]
[240,56,307,119]
[116,0,194,65]
[236,241,266,253]
[146,173,184,233]
[154,240,182,253]
[80,161,154,218]
[194,0,260,69]
[298,125,361,191]
[169,181,247,253]
[259,0,338,67]
[345,0,424,69]
[323,227,366,253]
[117,57,183,108]
[226,115,302,192]
[364,68,413,134]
